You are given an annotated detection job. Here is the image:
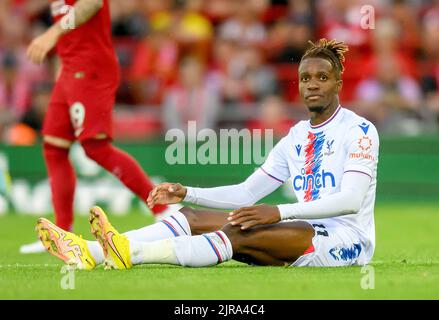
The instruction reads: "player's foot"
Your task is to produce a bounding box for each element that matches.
[19,240,45,254]
[89,206,132,270]
[35,218,96,270]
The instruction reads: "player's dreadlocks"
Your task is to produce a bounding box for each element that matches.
[300,39,349,79]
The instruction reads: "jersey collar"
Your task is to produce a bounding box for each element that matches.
[309,105,343,130]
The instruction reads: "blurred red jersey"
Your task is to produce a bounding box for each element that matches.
[50,0,119,80]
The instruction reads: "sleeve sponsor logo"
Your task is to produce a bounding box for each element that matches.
[358,136,372,152]
[349,152,376,161]
[350,136,375,161]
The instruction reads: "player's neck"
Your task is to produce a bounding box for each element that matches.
[309,100,339,127]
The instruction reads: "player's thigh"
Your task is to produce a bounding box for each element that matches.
[42,81,75,143]
[180,207,229,235]
[222,221,314,263]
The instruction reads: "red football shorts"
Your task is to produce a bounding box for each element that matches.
[43,69,118,142]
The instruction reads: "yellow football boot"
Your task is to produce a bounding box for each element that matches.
[36,218,96,270]
[89,206,132,270]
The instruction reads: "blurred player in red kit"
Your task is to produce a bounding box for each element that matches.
[21,0,174,253]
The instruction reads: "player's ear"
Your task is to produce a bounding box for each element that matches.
[336,79,343,93]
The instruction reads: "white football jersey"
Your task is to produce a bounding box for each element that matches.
[261,106,379,263]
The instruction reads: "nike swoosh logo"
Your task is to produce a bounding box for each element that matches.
[106,231,127,268]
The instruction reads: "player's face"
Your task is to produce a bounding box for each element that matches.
[298,57,342,113]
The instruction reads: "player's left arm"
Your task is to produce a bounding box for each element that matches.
[27,0,104,64]
[229,122,380,230]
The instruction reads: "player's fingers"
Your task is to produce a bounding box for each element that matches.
[38,49,48,64]
[229,213,257,226]
[155,183,172,193]
[151,183,170,197]
[150,187,159,198]
[168,183,183,194]
[154,190,174,204]
[29,43,44,64]
[229,206,252,217]
[152,191,167,203]
[147,190,153,202]
[33,48,45,64]
[147,193,155,207]
[27,46,37,64]
[240,220,259,230]
[228,208,254,221]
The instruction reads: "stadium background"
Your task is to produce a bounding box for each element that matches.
[0,0,438,300]
[0,0,438,215]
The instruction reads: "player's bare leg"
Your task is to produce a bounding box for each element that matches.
[176,208,313,265]
[220,221,314,266]
[179,207,230,235]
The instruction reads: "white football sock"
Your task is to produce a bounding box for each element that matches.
[86,240,105,264]
[87,211,191,265]
[130,231,233,267]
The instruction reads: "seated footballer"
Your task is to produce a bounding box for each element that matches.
[36,38,380,269]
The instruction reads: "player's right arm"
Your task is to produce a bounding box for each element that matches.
[147,135,291,209]
[147,169,282,209]
[27,0,104,64]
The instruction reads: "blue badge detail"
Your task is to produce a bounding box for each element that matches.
[329,243,362,261]
[325,139,334,156]
[295,144,302,156]
[359,122,370,135]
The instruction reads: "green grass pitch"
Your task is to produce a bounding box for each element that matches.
[0,202,438,299]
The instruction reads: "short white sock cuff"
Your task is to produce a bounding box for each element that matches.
[86,240,104,265]
[160,211,192,237]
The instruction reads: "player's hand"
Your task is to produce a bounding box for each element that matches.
[26,26,61,65]
[147,183,187,208]
[228,204,281,230]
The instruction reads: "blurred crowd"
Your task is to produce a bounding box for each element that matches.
[0,0,438,144]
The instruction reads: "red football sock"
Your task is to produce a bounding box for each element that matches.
[43,143,76,231]
[81,138,168,215]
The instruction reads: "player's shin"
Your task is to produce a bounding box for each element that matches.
[130,231,233,267]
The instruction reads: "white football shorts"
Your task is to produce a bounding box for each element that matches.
[291,218,368,267]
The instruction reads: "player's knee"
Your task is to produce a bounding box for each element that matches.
[43,140,70,159]
[220,224,247,253]
[81,138,110,162]
[180,207,203,235]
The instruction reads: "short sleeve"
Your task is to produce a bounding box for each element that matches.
[344,121,379,178]
[260,135,291,183]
